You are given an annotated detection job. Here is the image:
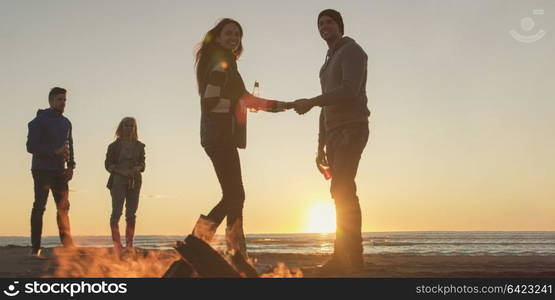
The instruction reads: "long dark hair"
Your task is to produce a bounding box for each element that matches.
[195,18,243,94]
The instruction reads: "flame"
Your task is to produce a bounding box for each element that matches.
[221,220,304,278]
[46,217,304,278]
[260,262,303,278]
[46,246,303,278]
[46,247,180,278]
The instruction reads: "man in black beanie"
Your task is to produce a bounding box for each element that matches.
[293,9,370,275]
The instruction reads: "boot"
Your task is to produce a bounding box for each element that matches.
[302,236,350,277]
[125,221,135,249]
[192,214,218,244]
[315,238,364,275]
[317,239,350,275]
[225,218,247,259]
[110,223,123,252]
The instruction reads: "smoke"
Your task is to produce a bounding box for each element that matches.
[46,247,180,278]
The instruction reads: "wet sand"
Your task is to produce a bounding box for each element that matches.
[1,246,555,278]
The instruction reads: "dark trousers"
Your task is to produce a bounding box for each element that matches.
[31,170,73,250]
[204,146,246,228]
[109,182,141,226]
[326,124,369,263]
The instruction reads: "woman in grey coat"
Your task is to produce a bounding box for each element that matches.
[105,117,145,253]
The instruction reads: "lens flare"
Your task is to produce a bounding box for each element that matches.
[305,202,336,233]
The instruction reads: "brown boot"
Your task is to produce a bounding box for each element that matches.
[192,215,218,244]
[125,221,135,249]
[110,223,123,252]
[225,218,247,259]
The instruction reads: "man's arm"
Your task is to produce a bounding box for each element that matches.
[67,122,76,169]
[316,108,328,168]
[26,119,56,156]
[312,46,367,106]
[293,46,367,115]
[318,108,326,153]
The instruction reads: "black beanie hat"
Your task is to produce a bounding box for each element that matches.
[318,9,344,35]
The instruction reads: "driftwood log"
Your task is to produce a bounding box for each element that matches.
[162,235,258,278]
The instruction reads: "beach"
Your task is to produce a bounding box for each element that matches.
[2,245,555,278]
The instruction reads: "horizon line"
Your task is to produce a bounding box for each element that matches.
[2,230,555,238]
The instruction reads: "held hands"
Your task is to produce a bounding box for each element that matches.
[264,99,317,114]
[244,97,318,114]
[293,98,317,115]
[267,101,294,113]
[270,101,288,112]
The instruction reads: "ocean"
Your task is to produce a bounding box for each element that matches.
[2,232,554,256]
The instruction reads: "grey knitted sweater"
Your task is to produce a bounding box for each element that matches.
[314,37,370,146]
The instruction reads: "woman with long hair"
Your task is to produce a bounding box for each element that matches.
[193,18,289,258]
[105,117,145,253]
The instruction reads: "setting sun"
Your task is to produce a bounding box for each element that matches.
[305,202,336,233]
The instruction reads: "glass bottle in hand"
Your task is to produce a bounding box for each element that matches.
[250,81,260,113]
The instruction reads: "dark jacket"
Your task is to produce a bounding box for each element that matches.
[314,37,370,146]
[104,139,145,189]
[26,108,75,170]
[198,45,248,149]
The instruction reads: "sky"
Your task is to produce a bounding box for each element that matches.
[1,0,554,236]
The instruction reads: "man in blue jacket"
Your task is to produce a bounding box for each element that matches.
[294,9,370,275]
[26,87,76,256]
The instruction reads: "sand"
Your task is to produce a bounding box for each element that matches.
[1,246,555,278]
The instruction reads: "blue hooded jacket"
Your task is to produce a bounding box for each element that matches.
[26,108,75,170]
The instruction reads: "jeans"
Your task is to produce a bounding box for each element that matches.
[326,123,369,264]
[204,146,246,228]
[31,170,73,250]
[109,182,141,226]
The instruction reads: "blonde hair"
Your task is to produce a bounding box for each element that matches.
[115,117,138,141]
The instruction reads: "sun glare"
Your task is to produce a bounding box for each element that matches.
[305,202,336,233]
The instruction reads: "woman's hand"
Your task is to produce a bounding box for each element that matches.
[241,93,292,113]
[269,101,293,113]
